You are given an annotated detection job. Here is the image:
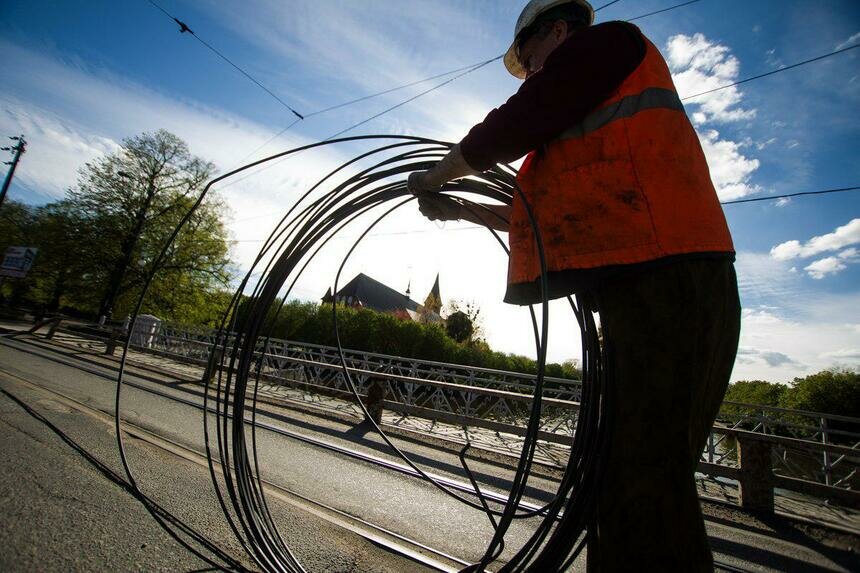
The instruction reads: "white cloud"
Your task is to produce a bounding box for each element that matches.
[736,347,802,368]
[836,32,860,51]
[666,33,756,124]
[804,257,847,279]
[663,34,763,201]
[765,48,784,69]
[775,197,791,207]
[697,129,761,200]
[804,248,860,279]
[197,0,505,144]
[820,348,860,361]
[733,298,860,382]
[756,137,777,150]
[840,247,859,259]
[0,100,121,198]
[770,219,860,260]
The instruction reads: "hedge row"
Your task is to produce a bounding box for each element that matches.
[239,299,580,380]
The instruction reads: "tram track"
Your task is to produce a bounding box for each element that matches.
[0,365,474,572]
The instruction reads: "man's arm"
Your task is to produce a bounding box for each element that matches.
[409,144,510,232]
[408,144,478,192]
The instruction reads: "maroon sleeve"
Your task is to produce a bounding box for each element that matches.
[460,21,646,172]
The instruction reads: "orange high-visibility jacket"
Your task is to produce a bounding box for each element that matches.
[507,30,734,289]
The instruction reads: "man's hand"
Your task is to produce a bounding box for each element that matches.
[417,195,461,222]
[407,171,441,195]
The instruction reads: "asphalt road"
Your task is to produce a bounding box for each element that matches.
[0,335,858,572]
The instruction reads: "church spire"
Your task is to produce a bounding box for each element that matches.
[423,273,441,314]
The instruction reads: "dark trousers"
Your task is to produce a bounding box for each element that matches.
[585,258,741,572]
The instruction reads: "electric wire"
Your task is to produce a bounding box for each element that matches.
[114,3,854,570]
[115,135,609,572]
[233,56,502,168]
[682,43,860,101]
[627,0,702,22]
[595,0,624,11]
[721,185,860,205]
[217,60,498,190]
[145,0,304,120]
[220,0,710,191]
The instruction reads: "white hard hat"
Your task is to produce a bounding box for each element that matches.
[503,0,595,79]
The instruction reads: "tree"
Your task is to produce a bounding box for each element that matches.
[445,310,473,343]
[25,200,96,312]
[446,299,483,341]
[721,379,788,425]
[0,200,37,305]
[779,368,860,419]
[66,129,231,321]
[724,380,787,408]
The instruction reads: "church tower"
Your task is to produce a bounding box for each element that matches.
[423,273,441,315]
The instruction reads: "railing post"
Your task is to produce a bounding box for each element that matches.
[203,347,224,384]
[737,434,774,513]
[45,318,61,340]
[822,417,832,486]
[104,329,118,356]
[365,380,385,424]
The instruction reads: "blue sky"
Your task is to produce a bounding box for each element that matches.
[1,0,858,383]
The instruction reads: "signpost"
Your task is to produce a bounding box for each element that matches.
[0,246,38,279]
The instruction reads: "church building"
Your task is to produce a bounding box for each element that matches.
[322,273,442,323]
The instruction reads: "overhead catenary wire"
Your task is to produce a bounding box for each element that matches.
[627,0,702,22]
[233,56,503,167]
[237,0,704,162]
[218,58,500,189]
[720,185,860,205]
[144,0,304,120]
[682,43,860,101]
[220,0,708,188]
[595,0,625,11]
[139,0,709,187]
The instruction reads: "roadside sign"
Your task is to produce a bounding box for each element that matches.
[0,246,38,278]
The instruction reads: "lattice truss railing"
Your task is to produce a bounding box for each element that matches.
[142,323,858,489]
[701,403,859,490]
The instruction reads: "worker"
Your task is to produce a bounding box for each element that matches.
[408,1,741,570]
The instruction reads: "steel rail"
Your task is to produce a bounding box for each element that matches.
[0,368,473,572]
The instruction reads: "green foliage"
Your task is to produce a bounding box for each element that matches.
[237,299,579,378]
[779,368,860,418]
[724,379,787,407]
[0,130,233,324]
[721,370,860,440]
[445,310,474,342]
[0,200,38,305]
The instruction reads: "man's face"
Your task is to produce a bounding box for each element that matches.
[518,20,568,79]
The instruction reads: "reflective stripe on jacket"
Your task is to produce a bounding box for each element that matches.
[507,29,734,288]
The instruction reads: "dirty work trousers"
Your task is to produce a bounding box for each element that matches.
[584,258,741,572]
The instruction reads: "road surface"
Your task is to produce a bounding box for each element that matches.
[0,334,857,572]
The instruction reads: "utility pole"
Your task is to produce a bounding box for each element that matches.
[0,135,27,210]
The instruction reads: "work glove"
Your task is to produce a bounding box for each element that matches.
[417,194,462,222]
[407,171,441,195]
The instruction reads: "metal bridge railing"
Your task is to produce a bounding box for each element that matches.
[105,320,859,505]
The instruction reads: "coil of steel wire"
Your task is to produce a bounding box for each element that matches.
[114,135,608,572]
